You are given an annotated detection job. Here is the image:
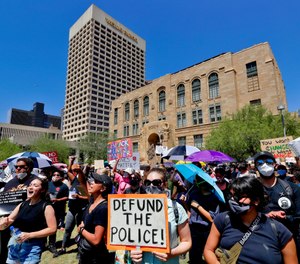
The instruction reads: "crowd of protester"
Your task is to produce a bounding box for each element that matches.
[0,151,300,263]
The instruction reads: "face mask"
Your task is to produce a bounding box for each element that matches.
[257,163,274,177]
[130,179,139,187]
[17,172,27,180]
[228,199,250,215]
[145,185,164,194]
[277,169,287,176]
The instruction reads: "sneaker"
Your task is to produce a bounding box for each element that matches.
[53,248,66,258]
[48,245,57,254]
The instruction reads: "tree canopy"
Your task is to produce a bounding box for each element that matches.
[0,139,22,161]
[205,105,300,161]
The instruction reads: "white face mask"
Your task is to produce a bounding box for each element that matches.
[17,172,28,180]
[257,163,274,177]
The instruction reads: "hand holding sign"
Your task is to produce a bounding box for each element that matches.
[107,194,170,253]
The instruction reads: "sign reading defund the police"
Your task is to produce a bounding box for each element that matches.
[107,194,170,253]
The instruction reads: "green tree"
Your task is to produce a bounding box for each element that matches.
[78,132,115,164]
[0,139,22,161]
[205,105,300,161]
[29,136,71,163]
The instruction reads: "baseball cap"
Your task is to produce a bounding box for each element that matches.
[253,151,276,164]
[90,172,113,193]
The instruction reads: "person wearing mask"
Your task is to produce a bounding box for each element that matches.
[0,177,57,264]
[130,167,191,264]
[124,171,145,194]
[77,173,113,263]
[277,164,292,182]
[186,175,221,264]
[48,169,69,256]
[0,158,38,263]
[254,151,300,260]
[204,176,297,264]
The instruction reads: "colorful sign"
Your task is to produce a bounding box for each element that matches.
[107,194,170,253]
[42,151,59,163]
[107,138,133,161]
[260,136,294,159]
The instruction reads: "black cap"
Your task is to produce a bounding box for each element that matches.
[253,151,275,164]
[90,173,113,193]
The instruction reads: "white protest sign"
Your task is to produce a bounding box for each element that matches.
[117,152,140,171]
[107,194,170,253]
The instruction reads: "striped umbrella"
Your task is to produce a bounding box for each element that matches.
[6,152,52,169]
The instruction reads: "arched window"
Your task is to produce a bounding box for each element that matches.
[159,91,166,112]
[124,102,130,121]
[192,79,201,102]
[177,84,185,107]
[134,100,139,118]
[143,96,149,116]
[209,73,219,99]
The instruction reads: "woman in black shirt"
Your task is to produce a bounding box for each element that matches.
[0,178,56,263]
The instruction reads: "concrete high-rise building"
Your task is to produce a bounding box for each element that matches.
[63,4,146,141]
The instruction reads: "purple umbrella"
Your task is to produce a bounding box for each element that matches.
[185,150,234,163]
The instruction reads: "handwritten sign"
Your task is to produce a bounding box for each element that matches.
[107,194,170,253]
[42,151,59,163]
[117,153,140,171]
[107,139,133,161]
[260,136,294,159]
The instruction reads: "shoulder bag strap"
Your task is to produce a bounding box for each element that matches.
[239,213,261,246]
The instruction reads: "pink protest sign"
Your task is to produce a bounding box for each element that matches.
[107,138,133,161]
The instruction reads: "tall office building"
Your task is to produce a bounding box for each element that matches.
[63,4,146,141]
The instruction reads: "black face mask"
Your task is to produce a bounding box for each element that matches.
[130,178,140,187]
[228,199,250,215]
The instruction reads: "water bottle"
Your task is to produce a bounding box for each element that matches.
[10,226,22,243]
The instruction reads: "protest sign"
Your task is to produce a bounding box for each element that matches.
[94,160,104,169]
[0,191,25,216]
[117,153,140,171]
[260,136,294,159]
[107,138,133,161]
[42,151,59,163]
[107,194,170,253]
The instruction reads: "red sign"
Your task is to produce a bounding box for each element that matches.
[42,151,59,163]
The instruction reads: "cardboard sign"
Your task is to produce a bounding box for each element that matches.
[107,139,133,161]
[260,136,294,159]
[107,194,170,253]
[42,151,59,163]
[117,153,140,171]
[94,160,104,170]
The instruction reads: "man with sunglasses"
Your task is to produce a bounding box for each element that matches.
[254,151,300,258]
[3,158,37,192]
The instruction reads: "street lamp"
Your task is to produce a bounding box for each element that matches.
[277,104,286,137]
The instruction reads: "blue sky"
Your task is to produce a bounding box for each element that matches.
[0,0,299,123]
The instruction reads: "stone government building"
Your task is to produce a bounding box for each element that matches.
[109,42,287,163]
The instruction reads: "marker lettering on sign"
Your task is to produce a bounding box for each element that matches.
[113,198,163,213]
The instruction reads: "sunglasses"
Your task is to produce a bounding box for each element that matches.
[14,165,28,169]
[87,178,102,185]
[256,159,274,166]
[53,173,61,176]
[144,179,163,187]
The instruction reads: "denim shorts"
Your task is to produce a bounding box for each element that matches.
[7,237,44,264]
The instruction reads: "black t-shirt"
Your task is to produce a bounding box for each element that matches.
[68,177,88,213]
[3,174,38,192]
[48,181,69,212]
[82,200,108,254]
